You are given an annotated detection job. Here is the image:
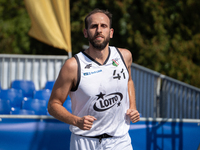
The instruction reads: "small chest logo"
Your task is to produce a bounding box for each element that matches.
[83,69,102,76]
[112,59,119,67]
[93,92,123,112]
[85,64,92,69]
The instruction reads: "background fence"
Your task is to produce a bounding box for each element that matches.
[160,76,200,119]
[0,54,200,119]
[0,54,68,90]
[131,63,200,119]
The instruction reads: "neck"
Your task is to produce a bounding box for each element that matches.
[85,45,109,65]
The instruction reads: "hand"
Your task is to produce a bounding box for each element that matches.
[126,109,140,123]
[77,115,97,130]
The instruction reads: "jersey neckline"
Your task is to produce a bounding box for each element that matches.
[81,47,111,66]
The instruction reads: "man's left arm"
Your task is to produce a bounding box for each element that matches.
[119,48,140,123]
[126,74,140,123]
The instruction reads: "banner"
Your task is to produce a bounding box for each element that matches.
[24,0,71,53]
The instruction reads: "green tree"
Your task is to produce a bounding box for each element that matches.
[0,0,30,54]
[69,0,200,87]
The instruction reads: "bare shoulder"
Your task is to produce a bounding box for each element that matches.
[62,57,77,71]
[117,48,132,66]
[59,56,78,79]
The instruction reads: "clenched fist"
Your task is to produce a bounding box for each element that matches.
[77,115,97,130]
[126,109,140,123]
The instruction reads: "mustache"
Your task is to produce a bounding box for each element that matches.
[94,34,105,39]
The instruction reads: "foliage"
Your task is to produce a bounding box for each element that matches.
[70,0,200,88]
[0,0,31,54]
[0,0,200,88]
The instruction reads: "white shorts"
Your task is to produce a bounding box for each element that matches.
[70,132,133,150]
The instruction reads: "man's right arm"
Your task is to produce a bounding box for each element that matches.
[48,57,96,130]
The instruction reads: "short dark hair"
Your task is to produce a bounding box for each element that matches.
[84,8,112,29]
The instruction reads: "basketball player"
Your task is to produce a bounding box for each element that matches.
[48,8,140,150]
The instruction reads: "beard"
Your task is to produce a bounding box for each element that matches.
[88,33,110,50]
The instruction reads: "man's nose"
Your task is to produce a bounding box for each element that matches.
[97,25,102,33]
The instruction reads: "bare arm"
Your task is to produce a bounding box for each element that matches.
[118,48,140,123]
[48,57,96,130]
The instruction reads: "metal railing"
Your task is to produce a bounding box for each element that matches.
[132,63,200,119]
[131,63,161,118]
[0,54,200,119]
[0,54,68,90]
[160,75,200,119]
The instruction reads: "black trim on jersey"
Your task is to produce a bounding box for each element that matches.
[70,55,81,91]
[103,47,111,65]
[81,48,111,66]
[115,47,129,73]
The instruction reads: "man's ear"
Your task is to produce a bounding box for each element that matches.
[110,28,114,38]
[83,28,88,38]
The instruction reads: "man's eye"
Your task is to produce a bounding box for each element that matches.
[91,25,97,28]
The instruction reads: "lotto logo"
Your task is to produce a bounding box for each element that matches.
[93,92,123,112]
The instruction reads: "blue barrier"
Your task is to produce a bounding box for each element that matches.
[0,116,71,150]
[130,118,200,150]
[0,116,199,150]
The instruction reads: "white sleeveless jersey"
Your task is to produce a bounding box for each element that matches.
[69,46,130,137]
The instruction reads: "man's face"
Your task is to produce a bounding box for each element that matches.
[84,13,114,50]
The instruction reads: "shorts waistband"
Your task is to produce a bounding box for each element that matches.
[79,133,113,143]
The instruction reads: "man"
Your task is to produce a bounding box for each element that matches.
[48,8,140,150]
